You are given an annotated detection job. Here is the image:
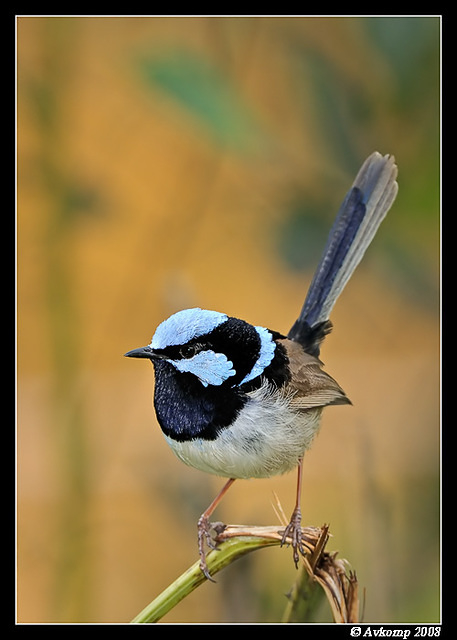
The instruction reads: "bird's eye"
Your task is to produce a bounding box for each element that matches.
[179,343,199,359]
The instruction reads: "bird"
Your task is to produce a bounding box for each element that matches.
[125,151,398,581]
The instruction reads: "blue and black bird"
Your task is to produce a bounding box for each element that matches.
[125,152,398,580]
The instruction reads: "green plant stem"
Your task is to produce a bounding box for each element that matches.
[131,535,278,623]
[282,564,325,622]
[130,524,358,624]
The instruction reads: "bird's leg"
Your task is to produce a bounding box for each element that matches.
[281,457,306,567]
[197,477,236,580]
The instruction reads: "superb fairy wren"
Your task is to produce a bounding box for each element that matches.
[125,152,398,580]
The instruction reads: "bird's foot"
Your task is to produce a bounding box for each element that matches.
[280,507,306,568]
[197,516,225,581]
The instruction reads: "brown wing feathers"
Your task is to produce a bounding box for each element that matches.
[280,339,351,409]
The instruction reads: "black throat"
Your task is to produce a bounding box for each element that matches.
[152,359,248,442]
[150,329,290,443]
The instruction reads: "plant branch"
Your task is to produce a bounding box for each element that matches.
[131,523,359,623]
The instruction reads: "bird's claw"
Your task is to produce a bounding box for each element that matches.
[197,515,223,581]
[280,508,306,568]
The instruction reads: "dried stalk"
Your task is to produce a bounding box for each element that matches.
[217,523,359,623]
[131,522,359,623]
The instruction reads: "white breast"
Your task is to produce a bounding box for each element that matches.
[163,382,323,479]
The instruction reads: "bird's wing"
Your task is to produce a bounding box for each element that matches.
[280,339,351,409]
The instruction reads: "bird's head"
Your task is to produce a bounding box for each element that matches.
[124,307,279,389]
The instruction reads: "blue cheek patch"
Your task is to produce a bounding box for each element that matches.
[239,326,276,385]
[150,308,228,349]
[170,350,236,387]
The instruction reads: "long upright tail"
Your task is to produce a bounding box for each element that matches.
[288,152,398,355]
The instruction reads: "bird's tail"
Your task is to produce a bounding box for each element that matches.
[288,152,398,355]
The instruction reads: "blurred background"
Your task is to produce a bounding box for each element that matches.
[17,16,440,623]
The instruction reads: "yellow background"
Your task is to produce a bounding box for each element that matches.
[17,16,440,623]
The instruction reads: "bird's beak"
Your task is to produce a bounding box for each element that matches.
[124,346,159,360]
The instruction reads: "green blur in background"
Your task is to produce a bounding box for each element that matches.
[17,16,440,623]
